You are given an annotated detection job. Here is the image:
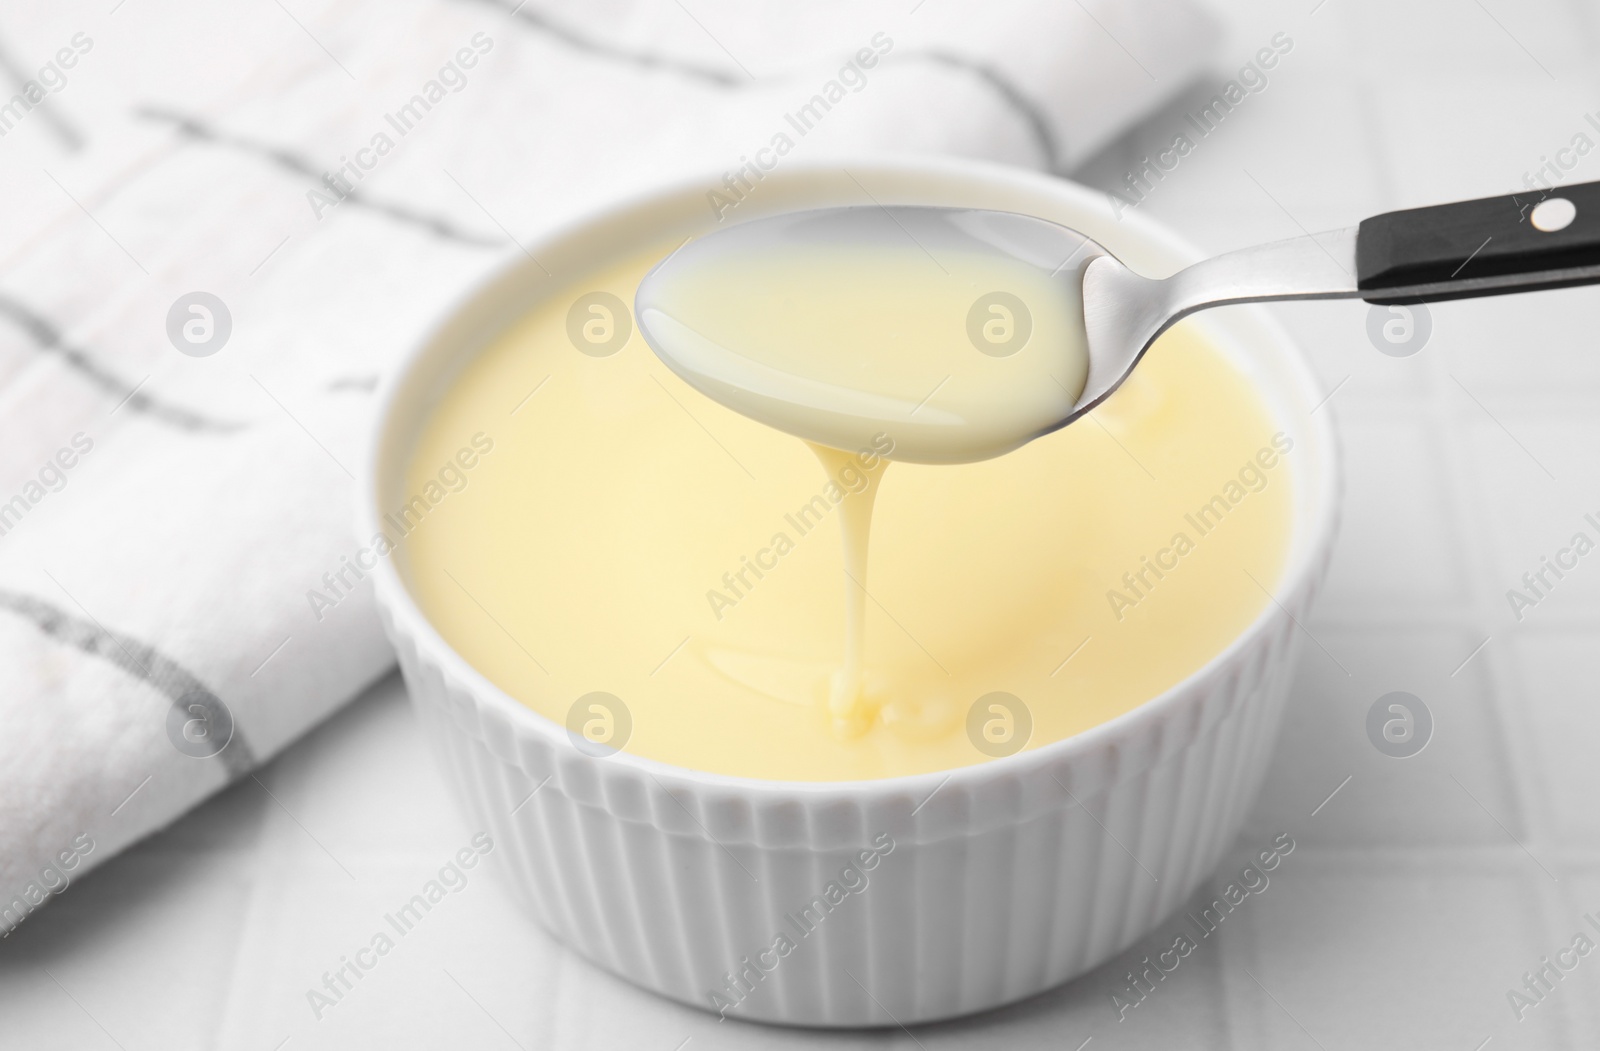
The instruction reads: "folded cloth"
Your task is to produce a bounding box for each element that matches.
[0,0,1218,931]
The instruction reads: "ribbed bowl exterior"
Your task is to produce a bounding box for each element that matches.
[382,575,1319,1026]
[364,158,1341,1027]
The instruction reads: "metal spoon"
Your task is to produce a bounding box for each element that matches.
[1074,182,1600,421]
[636,184,1600,461]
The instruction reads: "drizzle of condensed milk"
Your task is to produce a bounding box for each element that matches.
[808,441,887,735]
[636,207,1095,732]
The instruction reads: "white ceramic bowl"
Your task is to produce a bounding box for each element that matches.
[361,157,1340,1027]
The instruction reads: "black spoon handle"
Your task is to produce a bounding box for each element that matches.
[1357,181,1600,305]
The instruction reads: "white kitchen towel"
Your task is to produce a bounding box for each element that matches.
[0,0,1219,932]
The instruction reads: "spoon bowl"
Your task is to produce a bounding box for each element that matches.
[635,205,1104,464]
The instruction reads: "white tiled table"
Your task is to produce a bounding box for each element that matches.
[7,0,1600,1047]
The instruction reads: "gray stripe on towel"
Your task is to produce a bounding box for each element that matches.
[0,296,247,434]
[0,589,257,779]
[470,0,1065,171]
[137,107,505,249]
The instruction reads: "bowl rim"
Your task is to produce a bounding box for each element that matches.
[359,153,1341,803]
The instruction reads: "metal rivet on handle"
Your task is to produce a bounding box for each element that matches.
[1530,197,1576,232]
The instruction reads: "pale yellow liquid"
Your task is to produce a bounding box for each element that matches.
[400,242,1295,781]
